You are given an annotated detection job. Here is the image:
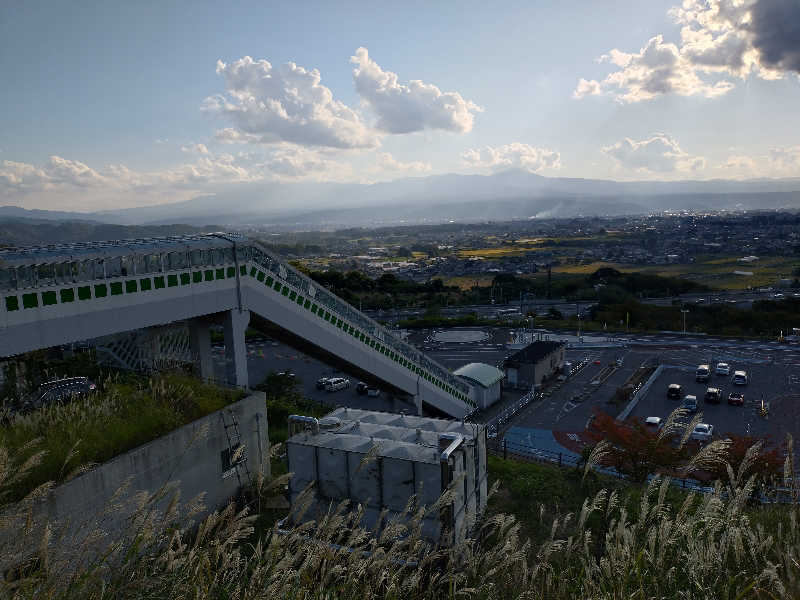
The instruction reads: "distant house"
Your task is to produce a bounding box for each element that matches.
[454,363,504,409]
[503,341,566,390]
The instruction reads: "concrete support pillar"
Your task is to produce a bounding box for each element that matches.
[189,319,214,382]
[223,309,250,389]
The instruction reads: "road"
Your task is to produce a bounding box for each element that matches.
[364,289,799,323]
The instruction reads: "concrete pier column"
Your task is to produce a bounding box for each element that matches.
[189,319,214,382]
[223,309,250,389]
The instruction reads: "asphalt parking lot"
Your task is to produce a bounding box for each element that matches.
[630,357,800,441]
[211,339,414,415]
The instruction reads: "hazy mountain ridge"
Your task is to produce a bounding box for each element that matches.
[3,170,800,229]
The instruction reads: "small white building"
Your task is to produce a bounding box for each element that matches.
[453,362,504,409]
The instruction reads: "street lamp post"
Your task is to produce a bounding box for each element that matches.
[681,309,689,335]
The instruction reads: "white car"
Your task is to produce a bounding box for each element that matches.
[325,377,351,392]
[644,416,662,431]
[691,423,714,442]
[716,362,730,376]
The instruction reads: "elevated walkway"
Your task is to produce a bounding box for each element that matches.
[0,234,476,418]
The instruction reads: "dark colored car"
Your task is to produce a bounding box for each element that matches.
[18,377,96,413]
[704,387,722,404]
[315,377,330,390]
[356,382,369,395]
[728,392,745,406]
[667,384,682,399]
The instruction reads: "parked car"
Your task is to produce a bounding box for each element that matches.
[18,376,97,413]
[682,395,698,413]
[316,377,330,390]
[355,381,369,395]
[690,423,714,443]
[366,387,380,397]
[325,378,350,392]
[733,370,748,385]
[644,416,662,431]
[728,391,745,406]
[667,383,683,399]
[704,387,722,404]
[716,362,730,376]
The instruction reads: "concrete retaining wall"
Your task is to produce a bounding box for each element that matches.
[1,391,268,569]
[617,365,664,421]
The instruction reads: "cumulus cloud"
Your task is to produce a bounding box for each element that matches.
[205,56,379,149]
[719,154,758,172]
[602,134,706,173]
[461,143,561,173]
[575,0,800,103]
[749,0,800,74]
[0,152,261,210]
[256,145,355,181]
[713,147,800,178]
[375,152,431,174]
[351,47,482,134]
[769,146,800,171]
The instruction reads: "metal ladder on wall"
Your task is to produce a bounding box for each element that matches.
[220,410,251,487]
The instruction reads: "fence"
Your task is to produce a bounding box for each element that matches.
[487,437,800,502]
[484,389,540,435]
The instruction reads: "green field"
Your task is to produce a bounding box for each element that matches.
[554,255,800,290]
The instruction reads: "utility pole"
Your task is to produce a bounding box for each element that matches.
[681,308,689,335]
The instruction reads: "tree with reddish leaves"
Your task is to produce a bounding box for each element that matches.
[706,434,784,487]
[586,408,687,483]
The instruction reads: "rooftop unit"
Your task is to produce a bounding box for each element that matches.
[286,408,487,545]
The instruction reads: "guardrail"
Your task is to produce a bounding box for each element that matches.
[244,242,474,406]
[484,390,540,436]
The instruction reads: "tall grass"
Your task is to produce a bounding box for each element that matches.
[2,399,800,598]
[0,373,243,504]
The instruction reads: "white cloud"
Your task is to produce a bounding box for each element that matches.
[769,146,800,172]
[180,143,210,155]
[719,154,758,173]
[461,143,561,173]
[0,152,262,210]
[205,56,379,149]
[575,0,800,103]
[256,145,356,182]
[374,152,431,174]
[602,134,706,173]
[350,47,482,134]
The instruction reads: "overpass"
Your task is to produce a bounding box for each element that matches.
[0,234,476,418]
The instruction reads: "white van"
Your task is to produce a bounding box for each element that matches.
[325,377,351,392]
[696,364,710,382]
[733,370,748,386]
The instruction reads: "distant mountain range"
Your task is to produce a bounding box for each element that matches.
[3,169,800,230]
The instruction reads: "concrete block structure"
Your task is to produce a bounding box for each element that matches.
[286,407,487,545]
[503,340,566,389]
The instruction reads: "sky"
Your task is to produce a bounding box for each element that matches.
[1,0,799,211]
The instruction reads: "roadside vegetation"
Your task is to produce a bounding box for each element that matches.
[0,373,243,504]
[3,403,800,598]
